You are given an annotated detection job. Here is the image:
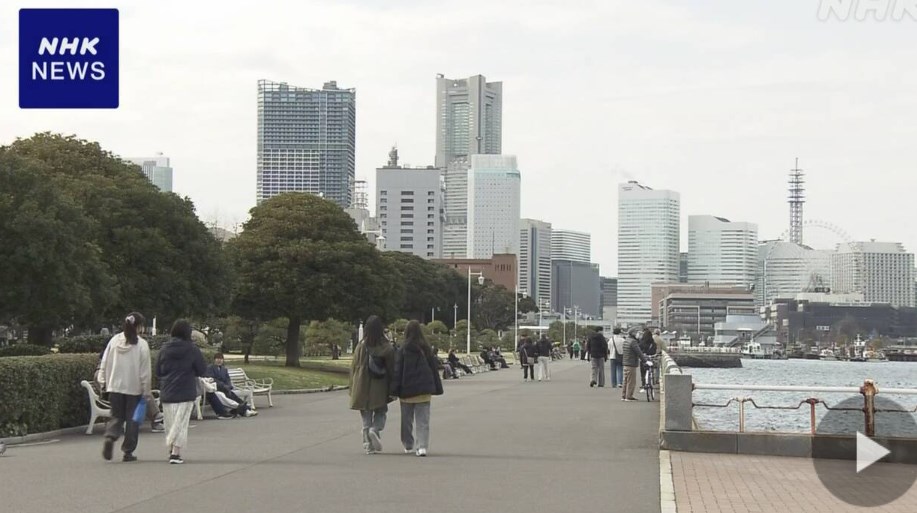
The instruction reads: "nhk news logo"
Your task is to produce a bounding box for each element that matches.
[19,8,119,108]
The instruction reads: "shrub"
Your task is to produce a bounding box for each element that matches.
[0,344,51,357]
[56,335,109,354]
[0,354,98,437]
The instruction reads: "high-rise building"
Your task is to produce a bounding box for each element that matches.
[552,260,602,318]
[256,79,356,207]
[755,241,833,305]
[375,148,444,259]
[437,74,502,259]
[617,181,680,326]
[679,252,689,283]
[467,155,520,259]
[435,74,502,168]
[551,229,591,263]
[688,215,758,288]
[519,219,552,307]
[127,154,172,192]
[601,277,618,321]
[833,241,915,307]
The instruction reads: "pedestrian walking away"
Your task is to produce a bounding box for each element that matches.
[99,312,152,463]
[390,321,444,457]
[349,315,396,454]
[639,328,658,390]
[156,319,209,464]
[609,328,625,388]
[536,334,552,381]
[587,328,609,387]
[519,337,537,381]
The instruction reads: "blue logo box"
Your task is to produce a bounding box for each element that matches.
[19,8,119,109]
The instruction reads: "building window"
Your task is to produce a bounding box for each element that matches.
[427,191,435,195]
[402,206,414,211]
[402,198,414,204]
[401,190,414,195]
[380,190,387,195]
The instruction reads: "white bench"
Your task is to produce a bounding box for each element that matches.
[80,381,161,433]
[80,380,111,435]
[229,368,273,408]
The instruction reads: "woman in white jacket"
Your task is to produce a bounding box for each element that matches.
[99,312,152,462]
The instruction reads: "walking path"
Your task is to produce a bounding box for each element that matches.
[1,359,661,513]
[670,447,917,512]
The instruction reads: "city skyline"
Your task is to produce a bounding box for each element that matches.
[2,0,916,275]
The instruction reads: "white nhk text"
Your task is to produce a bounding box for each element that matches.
[31,37,106,81]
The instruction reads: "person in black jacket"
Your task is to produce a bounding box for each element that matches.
[156,319,208,464]
[519,337,537,381]
[639,329,658,390]
[447,349,473,375]
[588,328,610,388]
[391,321,443,457]
[536,335,553,381]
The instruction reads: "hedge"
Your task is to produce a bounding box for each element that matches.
[55,335,109,354]
[0,347,218,437]
[0,354,98,437]
[0,344,52,357]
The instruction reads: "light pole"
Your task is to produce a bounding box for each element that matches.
[562,308,567,345]
[467,268,485,354]
[516,287,527,351]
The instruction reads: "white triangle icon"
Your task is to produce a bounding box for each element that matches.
[857,431,890,473]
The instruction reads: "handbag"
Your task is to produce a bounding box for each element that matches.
[366,346,386,379]
[132,397,147,424]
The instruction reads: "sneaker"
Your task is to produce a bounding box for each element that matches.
[589,381,596,388]
[217,414,235,420]
[151,423,165,433]
[243,409,258,417]
[404,447,414,454]
[368,429,383,452]
[122,453,137,463]
[169,454,184,464]
[416,448,427,457]
[624,397,638,402]
[102,437,114,461]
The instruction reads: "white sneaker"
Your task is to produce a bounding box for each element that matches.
[243,409,258,417]
[368,429,382,452]
[404,448,413,454]
[416,448,427,457]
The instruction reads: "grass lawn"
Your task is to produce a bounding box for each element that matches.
[235,361,350,390]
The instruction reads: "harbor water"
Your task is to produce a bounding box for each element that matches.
[684,359,917,435]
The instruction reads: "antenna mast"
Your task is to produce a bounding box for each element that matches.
[788,158,805,245]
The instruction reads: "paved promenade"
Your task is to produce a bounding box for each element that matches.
[671,451,917,512]
[1,359,661,513]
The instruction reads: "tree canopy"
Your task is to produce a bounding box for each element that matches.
[0,133,230,343]
[230,192,402,366]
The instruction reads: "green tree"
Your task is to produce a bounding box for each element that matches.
[223,315,259,363]
[1,134,230,337]
[230,193,401,366]
[305,319,352,356]
[472,283,515,331]
[0,159,112,343]
[252,318,291,356]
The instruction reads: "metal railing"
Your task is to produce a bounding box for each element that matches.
[659,352,917,436]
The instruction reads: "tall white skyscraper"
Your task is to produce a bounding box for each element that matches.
[519,219,552,306]
[833,241,915,307]
[467,155,520,259]
[435,74,502,168]
[551,229,591,263]
[617,181,680,326]
[438,74,502,259]
[375,150,444,259]
[688,215,758,287]
[257,79,356,207]
[127,155,172,192]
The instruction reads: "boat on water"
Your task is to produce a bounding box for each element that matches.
[819,348,838,361]
[863,350,887,362]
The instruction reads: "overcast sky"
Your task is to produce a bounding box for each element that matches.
[2,0,916,275]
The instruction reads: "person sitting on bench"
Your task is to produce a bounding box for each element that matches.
[447,349,473,375]
[208,353,257,417]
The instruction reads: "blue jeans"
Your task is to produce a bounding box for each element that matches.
[610,359,623,387]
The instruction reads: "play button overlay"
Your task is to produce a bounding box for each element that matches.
[856,431,890,473]
[813,395,917,507]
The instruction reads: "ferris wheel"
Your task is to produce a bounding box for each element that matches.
[758,219,865,304]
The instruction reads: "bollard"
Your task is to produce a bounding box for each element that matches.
[860,379,878,437]
[804,398,819,435]
[738,398,746,433]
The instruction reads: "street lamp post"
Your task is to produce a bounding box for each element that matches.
[467,268,485,355]
[516,287,527,351]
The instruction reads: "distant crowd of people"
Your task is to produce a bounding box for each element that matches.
[562,327,661,400]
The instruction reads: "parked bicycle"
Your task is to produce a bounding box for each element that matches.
[643,356,659,402]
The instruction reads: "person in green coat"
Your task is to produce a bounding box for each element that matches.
[349,315,396,454]
[572,339,582,360]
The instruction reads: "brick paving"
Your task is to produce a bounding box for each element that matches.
[671,451,917,513]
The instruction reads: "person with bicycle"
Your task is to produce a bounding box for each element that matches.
[638,328,658,392]
[621,330,651,402]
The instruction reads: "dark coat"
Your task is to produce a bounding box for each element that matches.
[208,364,232,392]
[588,332,609,359]
[519,340,537,365]
[156,337,207,403]
[622,336,648,368]
[537,338,553,357]
[349,340,396,411]
[391,344,444,399]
